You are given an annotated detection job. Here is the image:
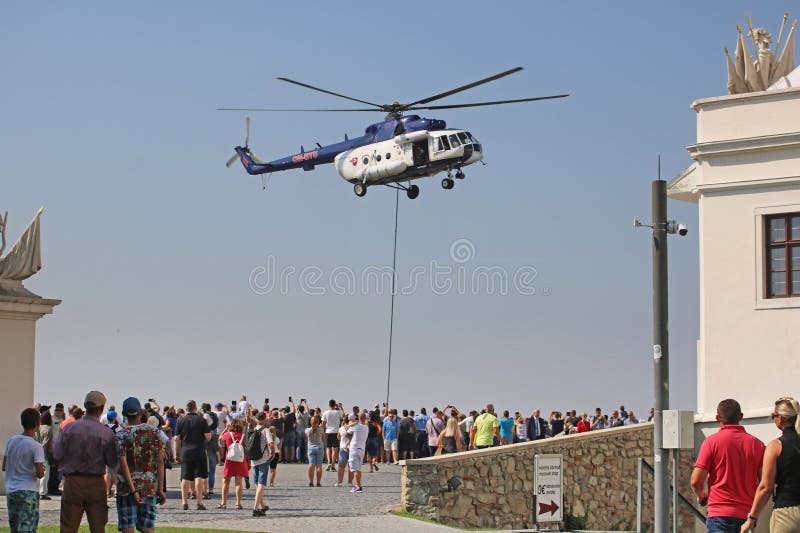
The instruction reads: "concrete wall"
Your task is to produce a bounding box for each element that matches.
[680,87,800,439]
[402,424,700,531]
[0,293,59,494]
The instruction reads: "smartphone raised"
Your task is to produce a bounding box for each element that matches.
[231,401,236,411]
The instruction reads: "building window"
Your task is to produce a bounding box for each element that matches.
[765,213,800,298]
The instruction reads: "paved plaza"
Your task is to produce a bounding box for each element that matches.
[1,462,464,532]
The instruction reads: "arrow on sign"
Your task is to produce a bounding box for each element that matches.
[538,500,560,516]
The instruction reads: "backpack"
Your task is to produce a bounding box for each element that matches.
[226,432,245,462]
[245,427,265,461]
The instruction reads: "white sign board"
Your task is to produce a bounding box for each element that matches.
[534,454,563,523]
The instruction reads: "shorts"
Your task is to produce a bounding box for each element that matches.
[252,463,270,486]
[338,448,350,465]
[325,433,339,448]
[365,436,380,457]
[348,447,365,472]
[308,445,324,465]
[771,505,800,533]
[399,435,415,453]
[283,431,297,448]
[383,438,398,451]
[117,493,157,532]
[7,490,39,533]
[269,454,279,469]
[181,457,209,480]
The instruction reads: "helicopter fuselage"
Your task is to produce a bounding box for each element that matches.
[236,114,483,191]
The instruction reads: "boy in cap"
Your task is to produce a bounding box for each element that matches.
[116,397,166,533]
[3,408,46,533]
[54,390,119,533]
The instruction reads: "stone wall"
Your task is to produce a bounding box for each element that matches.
[401,423,700,531]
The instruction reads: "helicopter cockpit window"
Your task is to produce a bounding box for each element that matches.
[457,132,469,144]
[448,134,461,148]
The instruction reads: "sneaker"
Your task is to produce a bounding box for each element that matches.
[333,482,341,487]
[350,486,363,493]
[308,482,314,487]
[373,464,379,471]
[315,482,321,487]
[393,461,400,465]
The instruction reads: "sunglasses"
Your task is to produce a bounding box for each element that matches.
[771,412,781,419]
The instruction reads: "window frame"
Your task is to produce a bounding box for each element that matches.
[764,212,800,299]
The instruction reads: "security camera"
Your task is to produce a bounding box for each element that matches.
[666,220,688,236]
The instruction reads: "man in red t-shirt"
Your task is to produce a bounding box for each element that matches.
[691,399,765,532]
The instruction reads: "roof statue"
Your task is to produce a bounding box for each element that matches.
[725,13,797,94]
[0,208,43,282]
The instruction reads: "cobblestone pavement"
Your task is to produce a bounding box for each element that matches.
[1,462,464,532]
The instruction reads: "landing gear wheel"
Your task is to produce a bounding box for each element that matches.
[441,178,454,190]
[406,185,420,200]
[455,170,465,179]
[354,183,367,197]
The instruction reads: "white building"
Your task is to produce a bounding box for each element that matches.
[669,67,800,443]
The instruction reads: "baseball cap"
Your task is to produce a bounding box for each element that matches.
[107,410,117,420]
[215,402,224,408]
[55,403,64,410]
[39,405,51,413]
[84,391,107,409]
[122,397,142,416]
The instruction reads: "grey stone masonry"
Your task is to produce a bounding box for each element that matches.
[401,423,700,531]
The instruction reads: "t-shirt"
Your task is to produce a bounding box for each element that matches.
[473,413,499,447]
[347,423,368,450]
[284,412,296,433]
[382,418,399,440]
[338,425,351,450]
[176,412,208,461]
[214,410,230,430]
[426,417,445,447]
[498,417,514,440]
[694,424,766,519]
[250,425,275,467]
[305,427,325,448]
[322,409,342,434]
[295,411,310,432]
[414,414,429,432]
[399,417,416,438]
[238,400,250,414]
[3,434,44,493]
[117,424,163,498]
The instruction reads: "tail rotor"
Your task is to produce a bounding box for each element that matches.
[226,116,266,167]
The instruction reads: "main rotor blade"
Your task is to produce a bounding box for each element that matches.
[276,77,384,108]
[406,94,569,111]
[225,153,240,168]
[404,67,524,107]
[217,107,381,112]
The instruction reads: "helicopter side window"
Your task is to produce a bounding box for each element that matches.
[440,135,451,151]
[448,134,461,148]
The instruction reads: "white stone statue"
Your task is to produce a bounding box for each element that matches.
[725,13,797,94]
[0,208,43,282]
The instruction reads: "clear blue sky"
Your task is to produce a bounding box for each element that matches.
[1,2,790,416]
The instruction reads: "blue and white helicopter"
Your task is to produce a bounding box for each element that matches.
[222,67,567,199]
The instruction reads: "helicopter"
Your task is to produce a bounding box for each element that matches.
[221,67,567,199]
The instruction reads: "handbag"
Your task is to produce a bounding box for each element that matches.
[226,431,245,462]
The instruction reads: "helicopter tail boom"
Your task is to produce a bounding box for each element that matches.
[235,146,272,175]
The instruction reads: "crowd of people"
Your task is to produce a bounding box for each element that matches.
[2,392,798,533]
